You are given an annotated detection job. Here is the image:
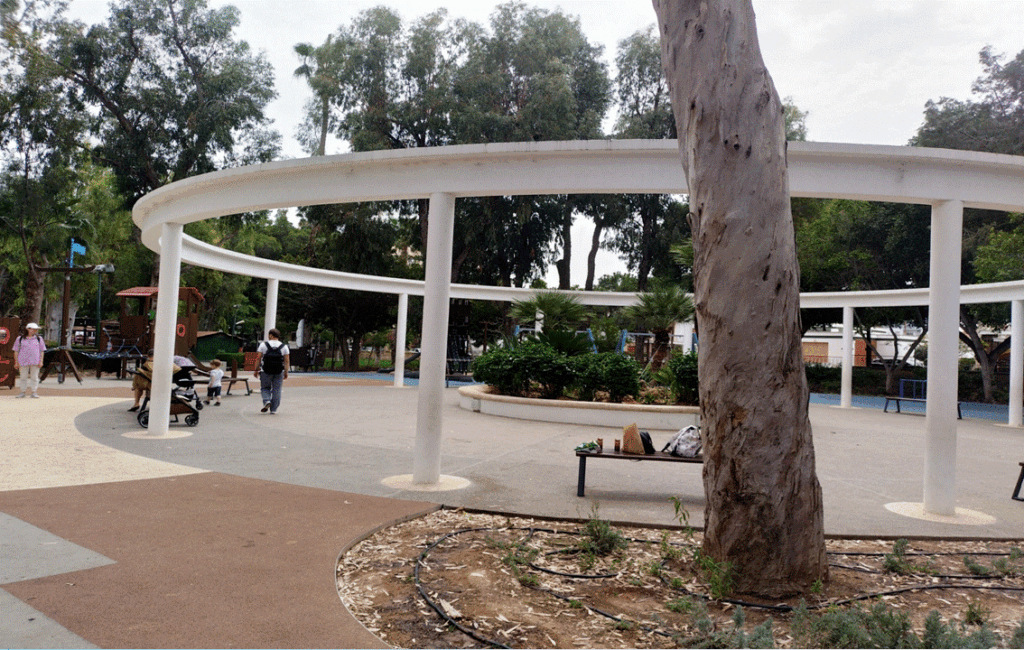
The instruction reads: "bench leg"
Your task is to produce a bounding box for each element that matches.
[1013,465,1024,502]
[577,456,587,497]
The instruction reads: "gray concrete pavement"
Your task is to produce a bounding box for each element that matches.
[58,373,1024,537]
[2,373,1022,649]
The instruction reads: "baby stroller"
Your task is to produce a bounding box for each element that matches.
[137,367,202,428]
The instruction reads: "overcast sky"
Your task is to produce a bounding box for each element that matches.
[66,0,1023,285]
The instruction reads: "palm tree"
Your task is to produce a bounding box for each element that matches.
[510,291,592,334]
[622,283,695,371]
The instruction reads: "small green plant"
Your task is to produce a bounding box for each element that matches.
[882,538,935,575]
[692,549,735,600]
[963,555,991,576]
[614,620,636,631]
[666,596,696,614]
[578,506,628,557]
[568,599,584,609]
[517,573,539,587]
[672,603,774,648]
[659,532,684,561]
[964,601,989,626]
[811,578,824,595]
[646,560,663,577]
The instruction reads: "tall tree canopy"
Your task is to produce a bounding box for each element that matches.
[40,0,280,206]
[295,2,611,288]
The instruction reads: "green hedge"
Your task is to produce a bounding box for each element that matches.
[473,344,640,402]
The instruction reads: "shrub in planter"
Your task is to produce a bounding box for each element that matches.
[570,354,604,401]
[471,346,526,395]
[571,352,641,402]
[515,342,574,398]
[601,353,641,402]
[666,350,699,405]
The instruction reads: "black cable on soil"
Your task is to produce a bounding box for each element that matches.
[413,525,1024,648]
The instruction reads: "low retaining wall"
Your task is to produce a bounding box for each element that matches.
[457,384,699,430]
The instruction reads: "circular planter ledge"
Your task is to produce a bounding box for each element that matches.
[458,384,699,430]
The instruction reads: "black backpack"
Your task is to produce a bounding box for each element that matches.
[261,342,285,375]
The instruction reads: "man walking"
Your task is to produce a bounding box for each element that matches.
[254,328,289,414]
[12,322,46,398]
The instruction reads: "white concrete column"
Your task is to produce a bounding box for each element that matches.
[148,222,184,436]
[414,193,456,484]
[924,199,963,516]
[840,305,854,409]
[264,278,279,339]
[1009,299,1023,428]
[394,293,409,388]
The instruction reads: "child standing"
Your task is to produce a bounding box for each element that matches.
[205,359,224,406]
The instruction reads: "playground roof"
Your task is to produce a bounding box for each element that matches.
[116,286,204,302]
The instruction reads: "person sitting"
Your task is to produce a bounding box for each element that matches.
[128,351,181,412]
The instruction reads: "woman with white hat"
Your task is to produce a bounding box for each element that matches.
[12,322,46,398]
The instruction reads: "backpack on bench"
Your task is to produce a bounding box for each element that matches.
[663,425,702,458]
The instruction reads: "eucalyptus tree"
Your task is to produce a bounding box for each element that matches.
[655,0,827,596]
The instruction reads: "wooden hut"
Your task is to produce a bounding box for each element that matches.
[102,287,204,357]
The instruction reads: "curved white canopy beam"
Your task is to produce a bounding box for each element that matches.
[135,140,1024,307]
[133,140,1024,515]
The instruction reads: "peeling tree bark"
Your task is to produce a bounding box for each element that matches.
[654,0,827,596]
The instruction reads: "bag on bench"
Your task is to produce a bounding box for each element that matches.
[621,424,657,455]
[663,425,702,458]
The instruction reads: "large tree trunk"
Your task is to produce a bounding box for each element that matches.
[960,306,1011,403]
[655,0,827,596]
[585,221,604,291]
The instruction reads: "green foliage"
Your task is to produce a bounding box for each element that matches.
[471,341,573,398]
[47,0,280,204]
[530,330,593,357]
[578,508,628,557]
[569,352,641,402]
[664,350,699,405]
[793,600,1009,649]
[671,602,774,649]
[883,539,935,576]
[510,291,592,332]
[692,549,735,600]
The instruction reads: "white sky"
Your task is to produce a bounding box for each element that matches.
[65,0,1023,286]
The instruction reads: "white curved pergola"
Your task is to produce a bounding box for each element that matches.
[134,140,1024,516]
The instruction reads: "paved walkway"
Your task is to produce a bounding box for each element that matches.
[1,373,1021,648]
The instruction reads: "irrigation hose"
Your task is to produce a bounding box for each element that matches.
[413,525,1023,648]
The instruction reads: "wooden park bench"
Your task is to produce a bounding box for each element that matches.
[575,448,703,497]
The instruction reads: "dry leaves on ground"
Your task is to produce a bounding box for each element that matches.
[338,509,1024,649]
